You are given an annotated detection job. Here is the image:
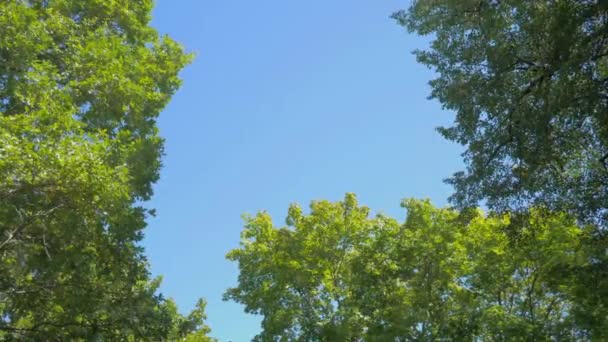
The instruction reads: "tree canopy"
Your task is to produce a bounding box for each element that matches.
[0,0,214,339]
[392,1,608,337]
[4,0,607,340]
[226,194,604,341]
[394,0,608,226]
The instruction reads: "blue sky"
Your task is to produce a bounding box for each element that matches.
[145,1,462,340]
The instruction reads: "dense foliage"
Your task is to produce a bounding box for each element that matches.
[4,0,606,340]
[394,0,608,226]
[0,0,214,340]
[392,0,608,337]
[226,194,605,340]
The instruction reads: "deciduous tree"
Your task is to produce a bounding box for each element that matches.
[395,0,608,226]
[0,0,213,339]
[226,194,596,340]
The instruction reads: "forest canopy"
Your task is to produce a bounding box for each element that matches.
[2,0,607,340]
[394,0,608,226]
[226,194,606,341]
[0,0,214,340]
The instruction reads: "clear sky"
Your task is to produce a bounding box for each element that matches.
[145,1,462,341]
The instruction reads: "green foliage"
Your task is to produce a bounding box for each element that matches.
[0,0,213,340]
[164,298,217,342]
[226,194,605,340]
[394,0,608,226]
[396,1,608,335]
